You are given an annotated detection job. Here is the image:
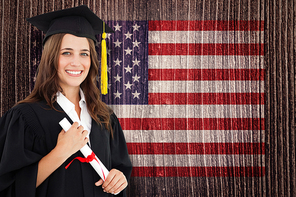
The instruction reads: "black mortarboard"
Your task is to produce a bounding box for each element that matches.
[26,5,114,44]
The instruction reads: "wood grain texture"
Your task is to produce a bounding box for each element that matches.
[265,0,296,196]
[0,0,295,196]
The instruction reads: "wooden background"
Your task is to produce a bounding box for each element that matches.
[0,0,295,196]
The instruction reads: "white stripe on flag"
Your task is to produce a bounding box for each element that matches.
[148,55,264,69]
[129,155,265,167]
[148,81,264,93]
[149,31,264,44]
[123,130,264,143]
[109,105,264,118]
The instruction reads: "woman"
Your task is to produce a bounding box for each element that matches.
[0,5,132,197]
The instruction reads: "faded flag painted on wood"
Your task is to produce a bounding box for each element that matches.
[100,19,264,195]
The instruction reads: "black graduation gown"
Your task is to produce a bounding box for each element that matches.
[0,100,132,197]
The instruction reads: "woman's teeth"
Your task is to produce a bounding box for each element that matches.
[66,70,82,75]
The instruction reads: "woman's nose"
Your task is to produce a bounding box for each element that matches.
[70,55,81,66]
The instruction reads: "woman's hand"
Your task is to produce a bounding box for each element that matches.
[95,169,128,195]
[36,122,88,187]
[55,122,89,158]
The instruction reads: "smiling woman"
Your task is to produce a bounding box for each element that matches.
[57,34,91,95]
[0,5,132,197]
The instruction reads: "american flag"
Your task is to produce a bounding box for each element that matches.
[100,20,265,178]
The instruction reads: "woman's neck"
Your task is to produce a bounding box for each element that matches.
[62,87,82,119]
[62,87,80,105]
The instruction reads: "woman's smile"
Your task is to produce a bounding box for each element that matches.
[65,70,83,76]
[57,34,91,91]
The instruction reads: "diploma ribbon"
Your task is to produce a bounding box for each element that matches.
[65,151,106,180]
[59,118,109,182]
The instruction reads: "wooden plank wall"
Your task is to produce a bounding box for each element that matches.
[264,0,296,196]
[0,0,295,196]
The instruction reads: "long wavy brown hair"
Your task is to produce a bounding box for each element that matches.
[19,33,113,134]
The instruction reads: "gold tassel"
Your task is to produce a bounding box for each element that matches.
[101,24,108,95]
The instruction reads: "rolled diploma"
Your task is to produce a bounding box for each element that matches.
[59,117,109,181]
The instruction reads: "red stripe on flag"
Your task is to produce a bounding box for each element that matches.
[148,20,264,31]
[131,166,265,177]
[148,43,264,56]
[148,93,265,105]
[118,118,265,130]
[148,69,265,81]
[127,142,265,154]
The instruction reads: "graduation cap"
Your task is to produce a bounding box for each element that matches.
[26,5,114,44]
[27,5,113,95]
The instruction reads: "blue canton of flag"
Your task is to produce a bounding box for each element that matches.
[100,21,148,105]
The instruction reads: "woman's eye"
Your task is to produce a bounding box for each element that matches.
[62,52,71,55]
[81,53,89,57]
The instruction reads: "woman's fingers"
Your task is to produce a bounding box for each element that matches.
[56,122,88,157]
[99,169,127,194]
[95,179,104,186]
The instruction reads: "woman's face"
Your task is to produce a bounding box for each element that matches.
[57,34,91,91]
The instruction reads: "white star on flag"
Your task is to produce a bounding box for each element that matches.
[105,33,112,39]
[114,74,122,82]
[95,41,101,47]
[132,74,140,82]
[125,47,132,55]
[124,81,133,89]
[132,23,140,31]
[132,58,140,66]
[124,31,132,39]
[124,65,132,73]
[113,90,122,98]
[114,58,122,66]
[132,40,141,48]
[132,90,140,99]
[114,39,122,47]
[107,66,111,73]
[114,23,122,31]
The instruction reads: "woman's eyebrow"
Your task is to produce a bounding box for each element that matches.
[60,47,73,51]
[60,48,90,52]
[81,49,90,52]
